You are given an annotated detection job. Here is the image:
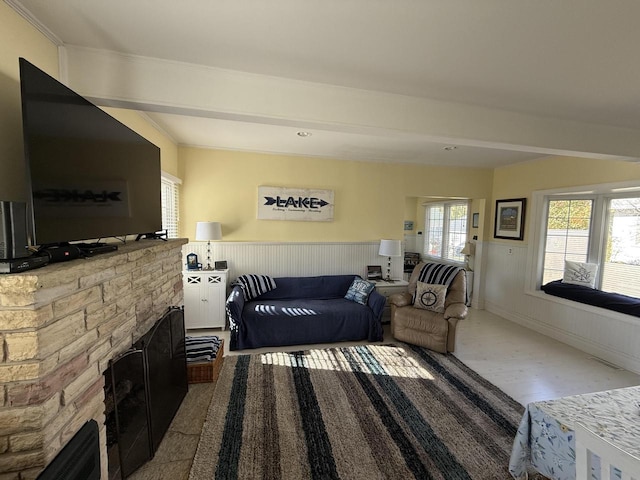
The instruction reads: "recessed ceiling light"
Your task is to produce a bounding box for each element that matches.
[297,131,312,137]
[443,146,457,151]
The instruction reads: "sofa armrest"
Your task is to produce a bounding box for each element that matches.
[225,286,246,350]
[444,302,468,320]
[388,292,412,307]
[367,290,386,322]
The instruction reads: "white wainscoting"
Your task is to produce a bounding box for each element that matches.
[484,242,640,374]
[182,241,404,282]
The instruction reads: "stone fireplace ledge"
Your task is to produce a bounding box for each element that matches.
[0,238,187,479]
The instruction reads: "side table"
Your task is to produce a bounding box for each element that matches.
[372,279,410,323]
[182,269,228,329]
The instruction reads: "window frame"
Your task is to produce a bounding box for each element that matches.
[422,200,469,265]
[161,171,181,239]
[527,180,640,297]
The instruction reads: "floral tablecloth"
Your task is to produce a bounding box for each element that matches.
[509,385,640,480]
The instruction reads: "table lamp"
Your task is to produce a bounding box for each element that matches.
[460,241,476,271]
[378,239,402,282]
[195,221,222,270]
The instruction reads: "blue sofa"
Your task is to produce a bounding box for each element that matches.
[226,275,385,351]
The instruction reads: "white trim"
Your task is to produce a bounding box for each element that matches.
[533,179,640,197]
[57,46,69,84]
[5,0,64,46]
[161,171,182,184]
[526,179,640,294]
[423,200,469,262]
[62,45,640,162]
[140,112,179,144]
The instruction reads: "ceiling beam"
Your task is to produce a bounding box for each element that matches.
[63,45,640,162]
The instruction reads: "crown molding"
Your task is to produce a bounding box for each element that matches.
[5,0,64,46]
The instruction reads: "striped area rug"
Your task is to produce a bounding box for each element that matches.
[189,344,529,480]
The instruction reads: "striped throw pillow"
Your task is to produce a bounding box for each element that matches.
[232,274,277,300]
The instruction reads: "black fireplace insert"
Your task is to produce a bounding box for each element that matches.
[37,419,100,480]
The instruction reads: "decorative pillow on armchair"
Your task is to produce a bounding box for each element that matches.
[414,282,447,313]
[344,278,375,305]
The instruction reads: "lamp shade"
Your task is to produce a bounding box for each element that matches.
[460,242,475,256]
[195,221,222,241]
[378,239,402,257]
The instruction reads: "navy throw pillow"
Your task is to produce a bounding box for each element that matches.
[344,278,375,305]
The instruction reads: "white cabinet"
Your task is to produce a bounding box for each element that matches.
[183,270,228,329]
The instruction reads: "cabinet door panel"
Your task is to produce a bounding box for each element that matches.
[182,271,228,329]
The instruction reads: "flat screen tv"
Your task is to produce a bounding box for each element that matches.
[19,58,162,246]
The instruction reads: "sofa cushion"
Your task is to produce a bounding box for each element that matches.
[414,282,447,313]
[256,275,358,301]
[344,278,375,305]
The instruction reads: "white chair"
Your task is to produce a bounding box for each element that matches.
[575,422,640,480]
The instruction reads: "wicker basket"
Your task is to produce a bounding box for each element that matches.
[187,340,224,384]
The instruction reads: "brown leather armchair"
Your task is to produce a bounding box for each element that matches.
[388,262,468,353]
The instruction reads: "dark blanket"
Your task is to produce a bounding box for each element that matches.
[239,297,382,349]
[227,274,385,350]
[542,280,640,318]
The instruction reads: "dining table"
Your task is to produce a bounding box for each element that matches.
[508,385,640,480]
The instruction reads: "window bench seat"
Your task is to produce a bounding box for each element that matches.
[541,280,640,318]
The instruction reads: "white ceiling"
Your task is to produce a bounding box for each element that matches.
[8,0,640,168]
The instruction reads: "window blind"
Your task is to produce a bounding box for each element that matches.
[161,172,181,238]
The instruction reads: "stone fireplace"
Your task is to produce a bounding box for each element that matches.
[0,239,187,479]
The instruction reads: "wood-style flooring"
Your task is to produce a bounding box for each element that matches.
[127,308,640,480]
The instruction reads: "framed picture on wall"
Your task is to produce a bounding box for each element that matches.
[494,198,526,240]
[367,265,382,281]
[472,213,479,229]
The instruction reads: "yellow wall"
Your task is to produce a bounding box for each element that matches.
[178,147,494,241]
[492,156,640,243]
[403,197,418,232]
[102,108,179,177]
[0,4,179,204]
[0,3,59,200]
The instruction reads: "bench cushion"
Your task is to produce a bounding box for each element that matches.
[542,280,640,318]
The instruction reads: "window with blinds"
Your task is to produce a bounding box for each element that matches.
[161,173,180,238]
[541,194,640,298]
[423,201,468,263]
